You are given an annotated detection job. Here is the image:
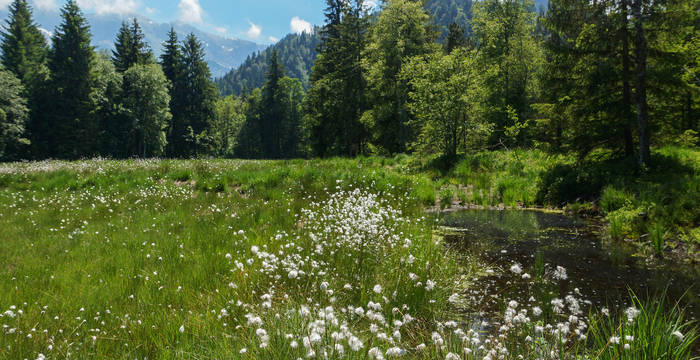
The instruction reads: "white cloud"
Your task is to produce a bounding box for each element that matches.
[215,27,227,34]
[268,36,279,43]
[76,0,140,15]
[38,27,52,40]
[290,16,312,34]
[32,0,58,11]
[364,0,378,10]
[145,7,156,14]
[246,22,261,39]
[0,0,11,9]
[178,0,203,24]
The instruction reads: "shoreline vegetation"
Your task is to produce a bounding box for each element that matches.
[0,150,698,359]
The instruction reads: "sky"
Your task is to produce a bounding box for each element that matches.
[1,0,351,44]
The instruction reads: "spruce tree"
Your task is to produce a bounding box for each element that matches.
[445,21,466,54]
[177,33,217,157]
[0,0,47,83]
[160,28,185,157]
[260,50,285,158]
[306,0,368,157]
[112,18,153,72]
[46,0,96,159]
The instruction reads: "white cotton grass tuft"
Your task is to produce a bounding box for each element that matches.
[553,266,568,280]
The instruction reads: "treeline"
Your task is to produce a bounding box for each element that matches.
[1,0,698,164]
[0,0,219,160]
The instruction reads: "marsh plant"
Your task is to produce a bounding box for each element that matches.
[0,160,697,359]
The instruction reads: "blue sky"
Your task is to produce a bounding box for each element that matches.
[5,0,351,44]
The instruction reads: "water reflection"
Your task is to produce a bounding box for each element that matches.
[440,210,699,319]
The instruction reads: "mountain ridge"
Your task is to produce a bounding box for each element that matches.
[0,8,267,77]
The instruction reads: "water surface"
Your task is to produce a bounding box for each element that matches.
[440,209,698,319]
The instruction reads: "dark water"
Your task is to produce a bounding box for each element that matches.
[440,210,699,320]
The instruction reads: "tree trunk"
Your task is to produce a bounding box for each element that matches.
[632,0,650,166]
[621,0,634,156]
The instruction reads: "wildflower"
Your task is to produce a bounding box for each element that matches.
[624,343,631,350]
[522,273,531,280]
[225,253,232,260]
[251,246,259,255]
[239,348,247,354]
[290,340,298,349]
[386,347,405,357]
[179,325,184,333]
[288,270,298,279]
[368,347,384,359]
[672,330,684,341]
[445,353,461,360]
[510,263,522,274]
[425,280,436,291]
[553,266,568,280]
[432,332,444,346]
[448,293,460,304]
[373,284,382,294]
[415,343,426,351]
[610,336,621,344]
[625,307,640,323]
[532,307,542,316]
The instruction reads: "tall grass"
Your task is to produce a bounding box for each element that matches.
[588,292,698,360]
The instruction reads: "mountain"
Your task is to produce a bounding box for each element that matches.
[215,30,321,97]
[214,0,550,96]
[427,0,548,38]
[0,9,267,78]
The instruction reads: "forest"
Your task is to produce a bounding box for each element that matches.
[0,0,697,163]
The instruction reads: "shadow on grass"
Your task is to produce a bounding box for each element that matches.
[536,149,698,225]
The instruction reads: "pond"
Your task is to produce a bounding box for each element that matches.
[439,209,699,321]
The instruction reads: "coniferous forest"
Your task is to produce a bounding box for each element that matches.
[0,0,697,163]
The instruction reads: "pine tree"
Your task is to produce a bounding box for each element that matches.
[112,18,153,72]
[306,0,369,157]
[177,33,217,157]
[260,50,285,158]
[0,0,47,83]
[160,28,185,156]
[45,0,96,159]
[445,21,466,53]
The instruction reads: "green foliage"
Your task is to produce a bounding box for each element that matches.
[45,0,97,159]
[402,48,490,156]
[0,0,47,84]
[0,69,28,160]
[215,31,320,96]
[111,18,154,73]
[588,293,698,360]
[472,0,543,146]
[166,33,218,158]
[305,0,369,157]
[121,64,171,157]
[363,0,438,154]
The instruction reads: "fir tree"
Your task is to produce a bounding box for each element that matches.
[177,33,217,157]
[112,18,153,72]
[260,50,285,158]
[0,0,47,83]
[445,21,466,53]
[306,0,369,157]
[160,28,185,157]
[46,0,96,159]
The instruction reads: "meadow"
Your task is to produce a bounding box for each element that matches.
[0,156,697,359]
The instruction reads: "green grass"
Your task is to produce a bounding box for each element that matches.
[0,156,697,359]
[409,146,700,256]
